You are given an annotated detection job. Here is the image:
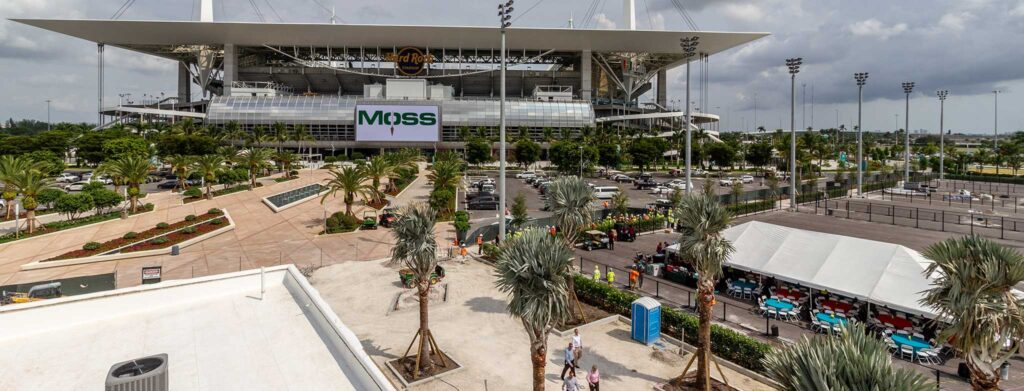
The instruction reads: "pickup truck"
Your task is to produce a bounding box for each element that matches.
[634,179,659,190]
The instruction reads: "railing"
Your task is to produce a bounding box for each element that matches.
[813,198,1024,241]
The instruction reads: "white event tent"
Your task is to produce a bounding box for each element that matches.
[668,221,941,318]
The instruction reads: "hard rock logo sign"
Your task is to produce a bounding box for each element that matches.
[385,47,435,76]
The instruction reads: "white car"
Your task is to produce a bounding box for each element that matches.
[664,179,692,190]
[740,175,754,184]
[515,171,536,179]
[610,174,633,183]
[719,177,737,186]
[64,181,90,191]
[55,173,79,183]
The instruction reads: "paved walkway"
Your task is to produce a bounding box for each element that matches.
[0,167,455,288]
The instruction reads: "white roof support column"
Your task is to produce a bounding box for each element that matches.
[657,69,667,107]
[223,43,237,96]
[623,0,636,30]
[178,61,191,103]
[581,50,592,101]
[200,0,214,22]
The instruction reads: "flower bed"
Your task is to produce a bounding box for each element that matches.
[573,275,773,373]
[0,203,155,245]
[183,183,262,204]
[120,218,224,253]
[44,209,223,261]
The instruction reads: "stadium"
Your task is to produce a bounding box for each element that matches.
[14,0,766,155]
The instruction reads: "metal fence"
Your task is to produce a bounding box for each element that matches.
[815,198,1024,241]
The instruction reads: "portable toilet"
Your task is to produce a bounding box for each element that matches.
[631,297,662,345]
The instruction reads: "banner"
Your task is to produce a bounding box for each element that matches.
[355,104,440,142]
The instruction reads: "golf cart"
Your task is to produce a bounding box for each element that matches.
[361,210,378,230]
[580,230,610,251]
[379,207,398,228]
[398,266,445,288]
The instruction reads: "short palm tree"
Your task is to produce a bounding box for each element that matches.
[362,155,394,203]
[100,156,152,213]
[271,122,289,152]
[494,228,575,391]
[247,125,270,148]
[389,203,449,379]
[193,154,225,199]
[236,148,274,189]
[162,155,193,191]
[0,155,40,219]
[291,124,313,157]
[384,149,421,193]
[217,145,240,162]
[920,235,1024,391]
[320,165,375,216]
[673,193,734,389]
[763,322,934,391]
[544,176,594,246]
[273,150,298,178]
[10,169,52,233]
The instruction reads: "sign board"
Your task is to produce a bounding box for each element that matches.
[355,104,440,142]
[141,266,162,284]
[384,47,434,76]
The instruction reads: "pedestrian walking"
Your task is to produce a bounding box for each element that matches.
[563,370,581,391]
[628,267,639,290]
[476,233,484,254]
[572,328,583,365]
[607,229,615,250]
[586,365,600,391]
[459,244,468,258]
[638,264,645,289]
[560,342,576,379]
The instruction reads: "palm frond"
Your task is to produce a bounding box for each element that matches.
[389,203,438,279]
[544,176,594,245]
[674,193,734,281]
[494,228,575,341]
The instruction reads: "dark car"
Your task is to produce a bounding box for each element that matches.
[468,196,499,210]
[634,179,659,190]
[157,180,178,189]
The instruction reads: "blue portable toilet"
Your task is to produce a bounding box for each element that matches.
[631,297,661,345]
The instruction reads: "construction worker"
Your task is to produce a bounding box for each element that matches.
[476,233,484,254]
[629,267,640,290]
[459,244,468,258]
[607,269,615,286]
[602,200,609,209]
[593,265,601,282]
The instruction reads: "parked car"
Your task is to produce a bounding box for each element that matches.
[740,175,755,184]
[664,179,692,190]
[92,175,113,185]
[610,173,633,183]
[580,230,610,251]
[634,173,654,183]
[719,177,739,186]
[593,186,620,200]
[467,196,499,210]
[534,180,552,189]
[64,181,90,192]
[55,173,79,183]
[80,172,94,181]
[157,180,179,190]
[515,171,537,179]
[634,179,659,190]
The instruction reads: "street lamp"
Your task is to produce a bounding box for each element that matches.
[497,0,513,241]
[993,90,1002,151]
[855,72,869,196]
[937,90,949,180]
[45,100,51,131]
[901,82,914,182]
[786,57,801,210]
[679,36,699,193]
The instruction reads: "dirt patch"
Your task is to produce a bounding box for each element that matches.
[554,300,614,332]
[366,199,389,210]
[387,351,461,384]
[663,375,735,391]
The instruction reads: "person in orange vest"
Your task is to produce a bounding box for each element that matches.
[602,200,609,209]
[476,233,484,254]
[629,267,640,290]
[549,225,557,238]
[459,244,468,258]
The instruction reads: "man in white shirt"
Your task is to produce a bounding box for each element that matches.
[572,328,583,366]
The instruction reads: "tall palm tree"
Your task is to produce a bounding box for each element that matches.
[10,169,52,233]
[236,148,273,189]
[193,155,225,199]
[544,176,595,246]
[763,323,934,390]
[271,122,289,152]
[162,155,193,191]
[673,193,734,390]
[542,127,556,160]
[217,145,240,162]
[494,228,575,391]
[99,156,152,213]
[223,120,245,144]
[320,165,375,216]
[362,155,394,204]
[291,124,313,158]
[247,125,269,148]
[0,155,40,219]
[384,150,421,193]
[273,150,299,178]
[920,235,1024,391]
[389,203,449,379]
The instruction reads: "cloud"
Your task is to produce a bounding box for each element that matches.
[848,19,908,40]
[938,12,974,32]
[720,3,764,23]
[593,13,617,29]
[650,12,666,30]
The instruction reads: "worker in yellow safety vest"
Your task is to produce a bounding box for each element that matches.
[593,265,601,281]
[607,270,615,286]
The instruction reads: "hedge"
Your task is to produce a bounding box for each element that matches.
[573,275,772,372]
[950,173,1024,185]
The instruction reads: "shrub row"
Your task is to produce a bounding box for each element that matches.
[573,275,772,372]
[324,212,361,234]
[0,203,155,245]
[951,173,1024,185]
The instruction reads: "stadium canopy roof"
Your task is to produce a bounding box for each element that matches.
[12,19,768,58]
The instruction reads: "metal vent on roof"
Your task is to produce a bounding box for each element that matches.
[105,353,168,391]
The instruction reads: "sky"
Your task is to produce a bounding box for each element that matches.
[1,0,1023,135]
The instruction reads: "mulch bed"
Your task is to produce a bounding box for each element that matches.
[555,300,614,332]
[662,374,735,391]
[366,199,389,210]
[45,211,224,261]
[121,220,225,253]
[387,351,460,384]
[183,183,262,204]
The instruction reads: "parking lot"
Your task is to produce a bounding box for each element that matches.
[460,169,832,222]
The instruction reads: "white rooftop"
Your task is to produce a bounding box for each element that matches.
[0,266,394,391]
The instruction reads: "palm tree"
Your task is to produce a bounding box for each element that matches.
[193,155,225,199]
[544,176,595,246]
[247,125,270,148]
[389,203,449,379]
[10,169,52,233]
[100,156,152,213]
[920,235,1024,391]
[763,322,934,390]
[291,124,313,158]
[362,155,394,204]
[223,120,245,144]
[384,149,421,193]
[0,155,40,219]
[236,148,273,189]
[162,155,193,191]
[216,145,240,162]
[273,150,299,178]
[542,127,556,160]
[494,228,575,391]
[271,122,289,152]
[673,193,734,390]
[320,165,375,216]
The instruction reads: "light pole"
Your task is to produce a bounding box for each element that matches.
[679,36,699,193]
[497,0,513,241]
[45,100,51,131]
[993,90,1001,151]
[786,58,801,210]
[937,90,948,180]
[855,72,869,196]
[579,144,584,178]
[901,82,914,182]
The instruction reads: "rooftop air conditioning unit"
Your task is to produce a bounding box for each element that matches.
[105,354,168,391]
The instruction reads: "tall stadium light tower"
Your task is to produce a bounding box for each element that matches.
[679,36,699,193]
[993,89,1002,151]
[45,100,51,131]
[901,82,914,182]
[786,58,801,210]
[855,72,869,195]
[937,90,949,180]
[497,0,513,241]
